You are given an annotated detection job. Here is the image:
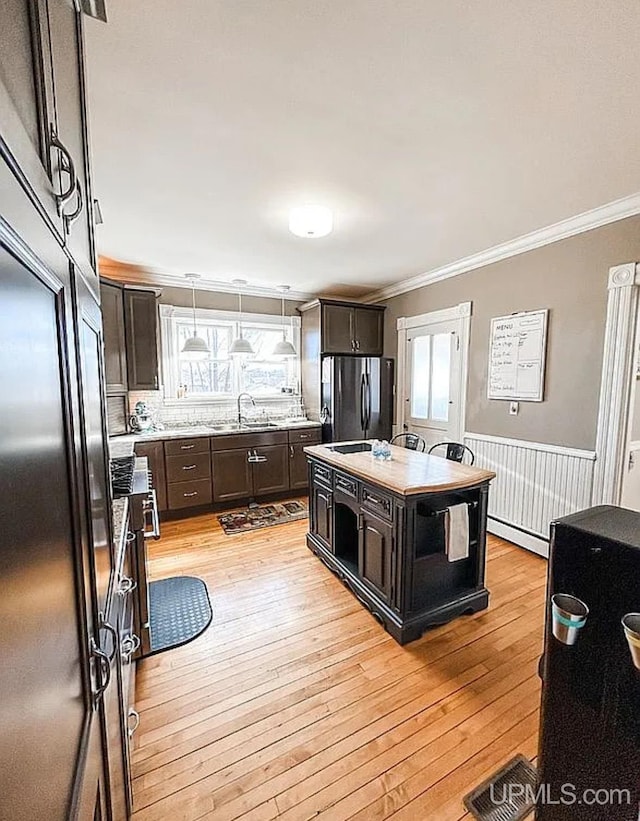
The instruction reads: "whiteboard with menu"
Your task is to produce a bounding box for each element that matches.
[488,309,548,401]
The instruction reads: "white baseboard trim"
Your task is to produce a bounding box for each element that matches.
[488,518,549,559]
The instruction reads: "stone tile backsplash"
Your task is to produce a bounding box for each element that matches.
[128,391,306,428]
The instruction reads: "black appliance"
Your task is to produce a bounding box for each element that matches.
[537,506,640,820]
[110,455,136,497]
[321,356,394,442]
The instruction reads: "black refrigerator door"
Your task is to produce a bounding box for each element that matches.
[366,358,394,440]
[322,357,366,442]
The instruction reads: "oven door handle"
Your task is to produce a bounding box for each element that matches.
[142,489,161,540]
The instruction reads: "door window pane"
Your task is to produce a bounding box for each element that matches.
[430,333,451,421]
[410,335,431,418]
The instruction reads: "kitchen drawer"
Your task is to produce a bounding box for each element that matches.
[167,478,213,509]
[335,472,358,498]
[361,485,393,521]
[166,452,211,483]
[164,437,210,457]
[210,430,288,451]
[312,461,333,488]
[288,427,322,444]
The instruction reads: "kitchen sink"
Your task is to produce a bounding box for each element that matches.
[328,442,372,454]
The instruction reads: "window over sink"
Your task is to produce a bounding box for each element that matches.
[160,305,301,400]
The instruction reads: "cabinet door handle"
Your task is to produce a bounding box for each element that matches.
[183,491,198,498]
[90,639,111,705]
[49,125,76,209]
[63,180,84,230]
[127,708,141,739]
[99,617,118,663]
[180,444,195,450]
[299,434,310,440]
[290,445,294,458]
[182,464,197,471]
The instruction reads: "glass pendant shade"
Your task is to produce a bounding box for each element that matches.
[230,280,254,356]
[272,285,297,357]
[181,273,210,359]
[182,334,210,355]
[273,337,297,357]
[230,335,254,355]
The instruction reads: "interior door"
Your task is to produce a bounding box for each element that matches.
[402,318,463,450]
[0,243,103,820]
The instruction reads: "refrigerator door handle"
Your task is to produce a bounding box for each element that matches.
[360,373,367,432]
[365,372,372,432]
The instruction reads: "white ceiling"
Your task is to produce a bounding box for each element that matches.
[85,0,640,298]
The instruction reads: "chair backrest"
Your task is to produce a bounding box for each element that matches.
[428,441,475,465]
[390,432,426,452]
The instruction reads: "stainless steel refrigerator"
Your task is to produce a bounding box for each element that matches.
[320,357,394,442]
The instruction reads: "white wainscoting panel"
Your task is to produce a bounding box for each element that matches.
[464,432,597,556]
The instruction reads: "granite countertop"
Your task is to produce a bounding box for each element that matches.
[108,419,321,457]
[304,441,496,496]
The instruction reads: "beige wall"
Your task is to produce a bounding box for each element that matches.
[157,286,303,316]
[382,216,640,451]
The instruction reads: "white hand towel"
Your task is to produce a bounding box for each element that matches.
[445,503,469,562]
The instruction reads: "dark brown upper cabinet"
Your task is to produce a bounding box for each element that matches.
[0,0,97,288]
[100,280,128,394]
[124,288,159,391]
[46,0,96,280]
[304,300,385,357]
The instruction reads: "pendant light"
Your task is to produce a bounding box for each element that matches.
[230,279,254,356]
[273,285,297,357]
[181,273,210,358]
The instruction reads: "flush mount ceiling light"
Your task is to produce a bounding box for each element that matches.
[288,204,333,238]
[272,285,297,357]
[230,279,255,356]
[181,273,210,358]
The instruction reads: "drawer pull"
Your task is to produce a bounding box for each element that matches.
[127,708,140,738]
[180,444,195,450]
[183,491,198,498]
[121,633,140,659]
[118,576,137,595]
[182,464,197,471]
[366,494,383,505]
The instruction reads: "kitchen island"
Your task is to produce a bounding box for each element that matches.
[305,441,496,644]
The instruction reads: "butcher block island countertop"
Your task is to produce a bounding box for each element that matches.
[303,441,496,495]
[304,441,496,644]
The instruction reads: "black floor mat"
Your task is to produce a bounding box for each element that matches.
[148,576,212,656]
[464,754,537,821]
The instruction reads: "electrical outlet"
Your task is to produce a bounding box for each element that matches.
[509,402,519,416]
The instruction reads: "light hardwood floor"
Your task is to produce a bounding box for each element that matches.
[131,504,547,821]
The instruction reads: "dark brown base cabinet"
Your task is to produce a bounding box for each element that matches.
[135,427,322,515]
[307,457,491,645]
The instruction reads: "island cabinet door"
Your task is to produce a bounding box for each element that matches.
[311,482,334,551]
[359,509,393,603]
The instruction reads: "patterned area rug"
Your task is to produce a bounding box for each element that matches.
[148,576,212,656]
[218,500,308,535]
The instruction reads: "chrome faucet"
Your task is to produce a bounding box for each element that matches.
[237,392,256,427]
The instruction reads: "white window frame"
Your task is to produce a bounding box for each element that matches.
[159,304,301,403]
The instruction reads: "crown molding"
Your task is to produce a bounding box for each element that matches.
[98,258,318,302]
[363,192,640,304]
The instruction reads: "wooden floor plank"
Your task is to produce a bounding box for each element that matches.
[131,511,546,821]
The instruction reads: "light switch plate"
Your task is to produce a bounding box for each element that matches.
[509,402,519,416]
